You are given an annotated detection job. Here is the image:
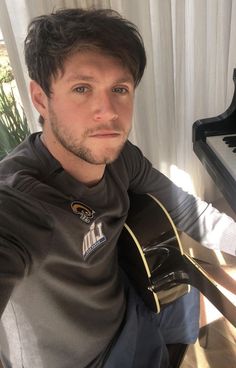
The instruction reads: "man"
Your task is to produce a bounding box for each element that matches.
[0,8,235,368]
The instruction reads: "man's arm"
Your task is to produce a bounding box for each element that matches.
[0,185,54,318]
[0,243,26,368]
[124,141,236,256]
[0,244,26,317]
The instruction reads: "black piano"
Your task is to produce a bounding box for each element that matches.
[193,69,236,213]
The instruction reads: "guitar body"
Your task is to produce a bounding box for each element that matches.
[118,192,236,327]
[118,192,190,313]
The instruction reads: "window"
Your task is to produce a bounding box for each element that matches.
[0,28,30,160]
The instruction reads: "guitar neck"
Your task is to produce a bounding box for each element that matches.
[183,254,236,327]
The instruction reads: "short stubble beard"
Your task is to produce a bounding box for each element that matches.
[48,106,130,165]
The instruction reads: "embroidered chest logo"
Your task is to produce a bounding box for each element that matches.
[71,201,95,224]
[82,221,106,259]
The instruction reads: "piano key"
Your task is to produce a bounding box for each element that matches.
[206,134,236,180]
[223,136,236,147]
[223,136,236,141]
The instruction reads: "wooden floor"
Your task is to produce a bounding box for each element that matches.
[180,196,236,368]
[182,316,236,368]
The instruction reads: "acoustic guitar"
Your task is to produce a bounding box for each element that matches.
[118,192,236,327]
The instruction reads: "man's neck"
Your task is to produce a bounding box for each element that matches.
[62,158,106,187]
[40,133,106,187]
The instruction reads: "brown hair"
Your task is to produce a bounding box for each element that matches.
[24,8,146,97]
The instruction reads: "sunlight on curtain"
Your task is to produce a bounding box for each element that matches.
[0,0,236,201]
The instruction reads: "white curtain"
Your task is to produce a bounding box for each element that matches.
[0,0,236,202]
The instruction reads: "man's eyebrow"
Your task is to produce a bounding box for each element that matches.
[65,74,96,83]
[115,77,134,84]
[65,74,134,84]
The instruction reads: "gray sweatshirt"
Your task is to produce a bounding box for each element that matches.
[0,133,235,367]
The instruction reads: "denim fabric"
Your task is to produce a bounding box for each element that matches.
[104,278,200,368]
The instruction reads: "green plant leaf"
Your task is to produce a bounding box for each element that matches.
[0,83,30,160]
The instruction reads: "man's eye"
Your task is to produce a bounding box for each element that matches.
[112,87,128,94]
[74,86,89,93]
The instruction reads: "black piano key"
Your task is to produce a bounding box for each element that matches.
[225,140,236,144]
[226,143,236,147]
[222,136,236,148]
[223,142,236,146]
[223,136,236,143]
[223,135,236,139]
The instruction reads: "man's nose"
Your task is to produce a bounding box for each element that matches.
[93,92,118,122]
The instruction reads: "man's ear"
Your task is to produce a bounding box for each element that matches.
[30,80,48,119]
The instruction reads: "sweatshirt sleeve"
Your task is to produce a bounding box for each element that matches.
[124,141,236,256]
[0,185,53,317]
[185,201,236,256]
[0,242,27,317]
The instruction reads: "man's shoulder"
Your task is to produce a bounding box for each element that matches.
[0,133,46,192]
[115,140,146,172]
[118,140,142,161]
[0,132,37,169]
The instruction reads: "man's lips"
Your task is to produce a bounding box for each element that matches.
[89,131,121,138]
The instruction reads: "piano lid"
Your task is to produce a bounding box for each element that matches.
[193,69,236,142]
[193,69,236,213]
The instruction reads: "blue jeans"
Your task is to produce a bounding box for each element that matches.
[104,277,200,368]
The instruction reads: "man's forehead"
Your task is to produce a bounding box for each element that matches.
[53,55,134,85]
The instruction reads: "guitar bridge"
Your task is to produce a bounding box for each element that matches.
[150,270,190,292]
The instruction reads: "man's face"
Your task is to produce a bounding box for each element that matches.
[41,50,135,165]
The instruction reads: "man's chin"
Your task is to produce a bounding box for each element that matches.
[81,144,126,165]
[87,152,121,165]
